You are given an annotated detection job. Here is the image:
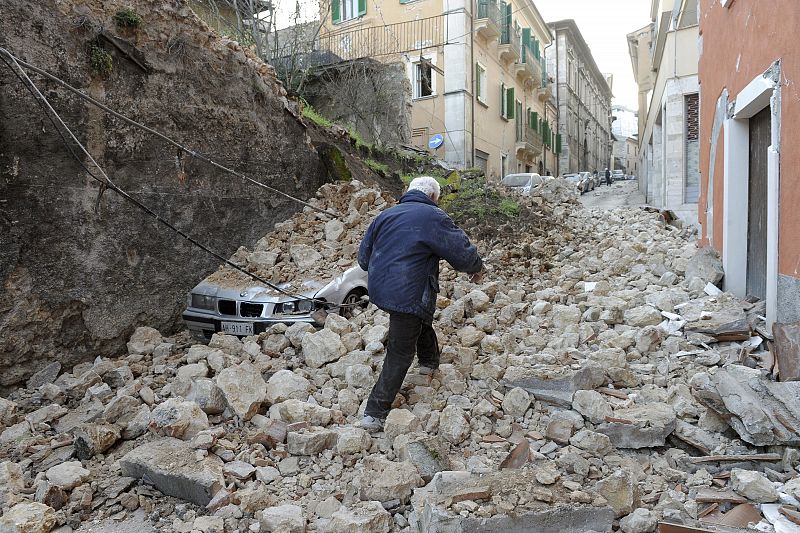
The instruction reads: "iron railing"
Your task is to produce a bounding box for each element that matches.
[500,24,520,52]
[476,0,501,26]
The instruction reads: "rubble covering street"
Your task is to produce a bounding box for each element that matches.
[3,179,800,533]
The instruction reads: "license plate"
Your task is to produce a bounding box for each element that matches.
[220,321,254,336]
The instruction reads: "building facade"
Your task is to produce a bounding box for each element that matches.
[545,20,612,176]
[629,0,699,226]
[611,105,638,173]
[318,0,559,178]
[698,0,800,327]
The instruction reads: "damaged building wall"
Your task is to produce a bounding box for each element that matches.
[0,0,328,387]
[698,0,800,325]
[302,59,411,147]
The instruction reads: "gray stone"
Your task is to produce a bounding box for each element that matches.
[325,501,393,532]
[0,461,25,508]
[72,423,120,459]
[355,456,423,503]
[127,326,163,355]
[223,460,255,480]
[290,244,323,269]
[46,461,90,490]
[384,409,421,442]
[619,508,657,533]
[187,378,228,415]
[269,399,332,426]
[438,406,470,444]
[255,466,281,484]
[595,403,676,449]
[287,427,336,455]
[572,390,612,424]
[0,502,57,533]
[502,387,531,417]
[27,362,61,390]
[624,306,663,327]
[215,362,266,420]
[334,426,372,454]
[595,469,638,518]
[397,435,450,482]
[730,468,779,502]
[685,246,724,285]
[148,398,209,439]
[259,504,305,533]
[569,429,613,457]
[302,328,347,368]
[119,437,224,506]
[503,364,605,407]
[265,369,312,404]
[103,365,134,389]
[102,394,141,424]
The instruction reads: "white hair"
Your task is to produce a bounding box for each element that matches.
[407,176,441,202]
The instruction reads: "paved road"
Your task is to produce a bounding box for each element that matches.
[579,179,645,209]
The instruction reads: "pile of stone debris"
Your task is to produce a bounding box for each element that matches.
[2,180,800,533]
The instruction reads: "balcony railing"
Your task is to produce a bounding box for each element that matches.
[475,0,501,40]
[516,127,543,156]
[499,25,520,62]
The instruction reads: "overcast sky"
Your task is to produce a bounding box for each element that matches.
[533,0,651,110]
[273,0,650,109]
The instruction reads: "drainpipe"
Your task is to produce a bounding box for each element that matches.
[543,35,554,175]
[470,6,475,168]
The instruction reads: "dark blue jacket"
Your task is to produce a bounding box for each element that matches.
[358,190,483,322]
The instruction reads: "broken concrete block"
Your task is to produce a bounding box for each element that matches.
[396,435,450,482]
[572,390,612,424]
[127,326,163,355]
[26,362,61,390]
[354,456,423,503]
[119,437,224,506]
[215,362,266,420]
[334,426,372,455]
[502,387,532,417]
[0,461,25,508]
[596,402,676,449]
[619,507,657,533]
[72,423,120,459]
[269,399,332,426]
[503,364,605,407]
[569,429,613,457]
[685,246,724,285]
[259,504,306,533]
[438,405,470,444]
[187,378,228,415]
[384,409,420,442]
[0,502,57,533]
[773,321,800,382]
[325,501,393,532]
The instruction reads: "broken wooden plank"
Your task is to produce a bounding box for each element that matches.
[704,503,762,528]
[698,503,719,518]
[659,521,753,532]
[604,415,635,424]
[449,486,491,504]
[773,321,800,382]
[690,453,782,464]
[779,506,800,526]
[597,387,630,400]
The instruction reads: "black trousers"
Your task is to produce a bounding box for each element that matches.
[364,311,440,419]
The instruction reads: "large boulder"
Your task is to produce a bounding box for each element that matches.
[216,362,266,420]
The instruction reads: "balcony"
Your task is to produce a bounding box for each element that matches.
[515,47,542,86]
[537,82,553,101]
[474,0,501,41]
[499,24,520,63]
[516,127,543,158]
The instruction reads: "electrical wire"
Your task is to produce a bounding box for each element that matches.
[0,48,361,310]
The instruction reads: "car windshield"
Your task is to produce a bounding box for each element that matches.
[564,175,581,183]
[502,174,532,187]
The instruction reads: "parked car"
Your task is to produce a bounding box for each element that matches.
[562,173,585,194]
[612,170,624,182]
[579,172,595,191]
[183,265,369,341]
[501,173,545,195]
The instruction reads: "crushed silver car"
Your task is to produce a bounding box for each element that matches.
[182,265,368,341]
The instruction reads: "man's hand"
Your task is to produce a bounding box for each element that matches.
[469,269,484,284]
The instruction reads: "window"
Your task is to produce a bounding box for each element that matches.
[412,59,435,99]
[678,0,698,28]
[500,83,514,119]
[475,63,487,104]
[332,0,365,24]
[684,93,700,203]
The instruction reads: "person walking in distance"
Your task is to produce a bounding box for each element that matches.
[357,176,484,431]
[605,167,612,186]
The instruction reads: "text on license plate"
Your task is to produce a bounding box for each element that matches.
[220,321,254,336]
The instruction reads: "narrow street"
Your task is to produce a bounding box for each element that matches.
[579,179,645,209]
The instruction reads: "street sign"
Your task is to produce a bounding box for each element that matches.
[428,134,444,150]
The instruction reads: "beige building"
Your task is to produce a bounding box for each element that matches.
[318,0,559,177]
[628,0,699,225]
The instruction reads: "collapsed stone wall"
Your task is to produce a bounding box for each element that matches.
[0,0,329,387]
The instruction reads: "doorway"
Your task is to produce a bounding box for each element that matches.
[746,107,770,300]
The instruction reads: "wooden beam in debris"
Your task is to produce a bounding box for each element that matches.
[689,453,782,464]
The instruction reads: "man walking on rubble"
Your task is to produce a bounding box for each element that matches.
[357,176,484,432]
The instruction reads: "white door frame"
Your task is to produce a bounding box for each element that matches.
[721,62,781,328]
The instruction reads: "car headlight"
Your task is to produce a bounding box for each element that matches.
[276,299,316,314]
[298,300,314,313]
[191,293,216,311]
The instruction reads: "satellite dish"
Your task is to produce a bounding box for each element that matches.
[428,134,444,150]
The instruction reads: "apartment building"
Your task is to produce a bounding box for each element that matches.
[698,0,800,327]
[318,0,559,178]
[545,20,612,176]
[628,0,699,226]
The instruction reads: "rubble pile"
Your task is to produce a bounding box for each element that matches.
[1,180,799,533]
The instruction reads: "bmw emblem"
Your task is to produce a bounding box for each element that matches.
[239,290,248,298]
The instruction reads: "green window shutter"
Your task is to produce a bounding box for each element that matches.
[531,111,538,130]
[522,28,531,49]
[500,82,506,118]
[506,87,515,119]
[332,0,341,23]
[556,134,562,154]
[476,63,481,99]
[506,3,512,26]
[533,38,540,59]
[358,0,367,16]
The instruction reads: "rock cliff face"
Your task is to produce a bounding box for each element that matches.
[0,0,328,386]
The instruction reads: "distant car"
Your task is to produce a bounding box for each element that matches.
[562,173,585,194]
[183,265,369,341]
[612,170,624,182]
[501,173,545,195]
[579,172,595,191]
